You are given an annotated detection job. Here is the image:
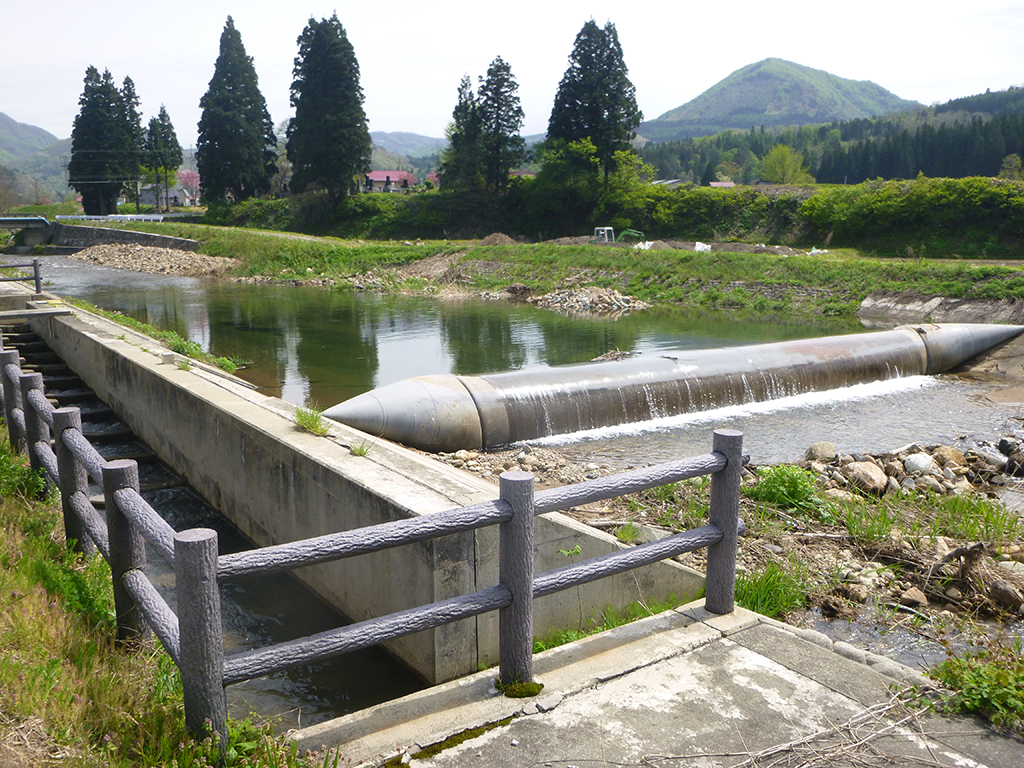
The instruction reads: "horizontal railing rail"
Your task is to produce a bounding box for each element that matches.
[0,258,43,294]
[0,333,744,747]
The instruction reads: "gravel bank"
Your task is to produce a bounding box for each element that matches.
[65,243,238,277]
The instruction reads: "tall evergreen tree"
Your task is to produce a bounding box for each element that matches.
[68,67,143,215]
[197,16,276,202]
[287,13,371,203]
[547,20,642,179]
[439,76,484,192]
[144,106,183,211]
[478,56,526,193]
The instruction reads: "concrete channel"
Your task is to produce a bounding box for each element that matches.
[0,282,704,685]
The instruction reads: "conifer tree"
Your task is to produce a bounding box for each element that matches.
[547,20,642,179]
[197,16,276,202]
[144,106,183,211]
[287,13,371,203]
[69,67,143,215]
[440,75,484,193]
[478,56,525,193]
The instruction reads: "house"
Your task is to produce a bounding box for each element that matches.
[365,170,417,191]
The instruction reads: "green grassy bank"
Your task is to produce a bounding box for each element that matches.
[49,218,1024,316]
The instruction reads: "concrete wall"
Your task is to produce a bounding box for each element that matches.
[9,288,704,684]
[49,222,200,251]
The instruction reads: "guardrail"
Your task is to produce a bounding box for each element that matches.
[0,336,745,748]
[0,258,42,294]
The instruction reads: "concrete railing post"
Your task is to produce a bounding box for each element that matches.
[52,407,95,556]
[1,349,24,453]
[705,429,744,614]
[498,470,536,687]
[19,371,49,480]
[175,528,227,746]
[103,459,148,641]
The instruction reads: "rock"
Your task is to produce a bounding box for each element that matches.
[933,446,966,466]
[998,560,1024,575]
[904,453,938,475]
[990,579,1024,608]
[900,586,929,607]
[837,582,869,603]
[841,461,888,496]
[805,441,837,462]
[916,475,946,494]
[886,476,903,495]
[1006,451,1024,476]
[998,437,1019,456]
[824,488,857,502]
[883,460,905,478]
[945,586,963,600]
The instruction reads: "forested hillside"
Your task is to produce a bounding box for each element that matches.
[638,59,919,142]
[640,87,1024,184]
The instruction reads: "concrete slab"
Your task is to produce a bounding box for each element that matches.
[292,602,1024,768]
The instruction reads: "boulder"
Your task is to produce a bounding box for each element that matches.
[904,452,938,475]
[805,441,837,462]
[842,461,888,496]
[990,579,1024,609]
[900,586,929,607]
[932,446,966,467]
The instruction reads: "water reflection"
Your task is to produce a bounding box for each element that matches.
[30,255,862,414]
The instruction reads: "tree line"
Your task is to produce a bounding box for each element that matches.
[69,16,642,217]
[639,104,1024,186]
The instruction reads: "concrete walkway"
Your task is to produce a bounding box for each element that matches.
[292,600,1022,767]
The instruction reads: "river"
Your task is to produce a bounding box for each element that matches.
[30,254,1024,465]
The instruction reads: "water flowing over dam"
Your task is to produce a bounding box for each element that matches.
[323,323,1024,452]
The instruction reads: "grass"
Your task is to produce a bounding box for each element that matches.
[531,596,681,653]
[0,435,339,767]
[295,405,330,436]
[54,220,1024,317]
[734,560,812,618]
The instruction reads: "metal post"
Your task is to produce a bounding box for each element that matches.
[498,470,535,687]
[103,459,148,641]
[175,528,227,746]
[32,259,42,295]
[18,372,49,480]
[1,349,24,453]
[705,429,743,614]
[52,407,94,555]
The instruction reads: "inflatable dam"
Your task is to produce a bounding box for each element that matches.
[323,323,1024,453]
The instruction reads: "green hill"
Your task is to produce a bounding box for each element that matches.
[0,111,61,159]
[638,58,920,142]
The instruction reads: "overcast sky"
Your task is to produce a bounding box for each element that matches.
[5,0,1022,149]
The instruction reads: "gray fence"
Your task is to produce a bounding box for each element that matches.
[0,338,744,743]
[0,259,42,294]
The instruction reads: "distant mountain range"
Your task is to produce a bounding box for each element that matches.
[636,58,921,143]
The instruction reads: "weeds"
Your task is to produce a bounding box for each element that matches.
[295,405,331,436]
[930,632,1024,737]
[0,436,335,766]
[744,464,837,524]
[532,596,681,653]
[734,559,811,619]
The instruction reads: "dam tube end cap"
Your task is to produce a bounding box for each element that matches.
[323,376,483,453]
[901,323,1024,374]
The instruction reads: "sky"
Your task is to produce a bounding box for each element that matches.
[4,0,1023,149]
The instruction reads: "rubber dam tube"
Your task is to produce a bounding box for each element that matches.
[323,323,1024,453]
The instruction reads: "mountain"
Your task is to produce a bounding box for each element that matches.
[637,58,921,143]
[371,131,444,159]
[0,111,61,161]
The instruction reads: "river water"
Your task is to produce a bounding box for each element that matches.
[31,255,1024,465]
